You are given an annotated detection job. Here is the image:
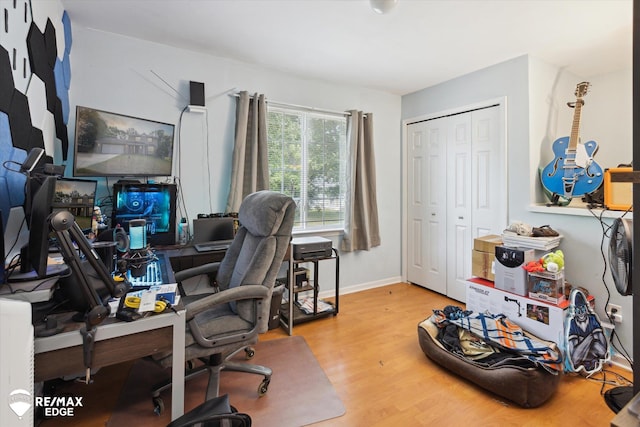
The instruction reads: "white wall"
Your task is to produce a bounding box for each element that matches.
[68,26,403,295]
[528,57,633,360]
[529,58,633,204]
[402,55,530,230]
[402,54,634,360]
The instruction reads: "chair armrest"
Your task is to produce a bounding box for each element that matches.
[174,262,221,283]
[185,284,269,321]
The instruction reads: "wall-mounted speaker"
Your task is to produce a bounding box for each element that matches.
[604,167,633,211]
[189,81,205,106]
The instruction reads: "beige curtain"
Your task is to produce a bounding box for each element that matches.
[226,91,269,213]
[341,110,380,252]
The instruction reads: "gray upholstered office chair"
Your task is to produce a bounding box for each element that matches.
[152,191,295,414]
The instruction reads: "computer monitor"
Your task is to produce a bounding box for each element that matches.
[192,217,235,244]
[112,183,177,246]
[51,178,98,232]
[9,176,69,282]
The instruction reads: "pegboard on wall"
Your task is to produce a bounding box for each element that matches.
[0,0,71,228]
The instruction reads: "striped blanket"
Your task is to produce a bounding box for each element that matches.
[431,307,562,374]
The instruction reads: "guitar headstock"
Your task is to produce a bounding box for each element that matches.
[575,82,590,99]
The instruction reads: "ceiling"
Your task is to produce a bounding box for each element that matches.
[60,0,633,96]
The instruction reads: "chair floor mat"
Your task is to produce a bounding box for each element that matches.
[107,336,345,426]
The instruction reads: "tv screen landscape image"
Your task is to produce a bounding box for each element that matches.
[73,106,175,177]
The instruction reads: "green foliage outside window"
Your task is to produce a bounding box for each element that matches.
[267,108,346,230]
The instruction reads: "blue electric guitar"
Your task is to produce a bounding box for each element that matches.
[541,82,603,202]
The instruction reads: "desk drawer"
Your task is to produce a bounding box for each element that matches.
[35,326,173,382]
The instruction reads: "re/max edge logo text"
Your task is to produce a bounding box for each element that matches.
[36,396,83,417]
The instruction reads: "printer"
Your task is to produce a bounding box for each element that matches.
[292,236,333,260]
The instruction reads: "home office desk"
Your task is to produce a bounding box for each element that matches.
[33,252,186,420]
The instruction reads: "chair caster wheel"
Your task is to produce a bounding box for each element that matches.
[245,347,255,359]
[258,378,270,396]
[153,397,165,415]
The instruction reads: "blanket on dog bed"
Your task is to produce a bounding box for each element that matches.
[418,306,561,408]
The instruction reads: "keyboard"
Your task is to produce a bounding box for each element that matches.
[194,240,233,253]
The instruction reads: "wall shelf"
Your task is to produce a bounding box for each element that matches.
[528,202,629,219]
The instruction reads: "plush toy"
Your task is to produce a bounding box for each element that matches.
[542,250,564,272]
[523,259,545,273]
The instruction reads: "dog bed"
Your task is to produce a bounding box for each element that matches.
[418,315,561,408]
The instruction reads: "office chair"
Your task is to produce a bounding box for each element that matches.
[151,191,295,414]
[167,394,251,427]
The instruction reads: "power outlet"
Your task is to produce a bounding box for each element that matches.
[606,303,622,323]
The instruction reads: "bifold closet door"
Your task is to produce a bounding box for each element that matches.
[406,119,447,295]
[406,104,504,301]
[445,113,472,302]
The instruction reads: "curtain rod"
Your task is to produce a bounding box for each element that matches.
[230,92,359,118]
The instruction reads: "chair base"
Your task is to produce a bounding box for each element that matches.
[167,393,252,427]
[151,351,272,415]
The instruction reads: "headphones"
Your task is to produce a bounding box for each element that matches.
[113,226,129,253]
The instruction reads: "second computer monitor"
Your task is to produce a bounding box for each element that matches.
[192,217,235,244]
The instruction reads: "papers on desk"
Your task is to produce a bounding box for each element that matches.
[108,283,180,315]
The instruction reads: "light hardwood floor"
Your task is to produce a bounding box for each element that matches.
[266,282,629,427]
[40,282,629,426]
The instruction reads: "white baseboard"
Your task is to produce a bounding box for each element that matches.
[317,276,402,299]
[609,352,632,372]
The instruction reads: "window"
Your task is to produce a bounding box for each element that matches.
[267,107,347,231]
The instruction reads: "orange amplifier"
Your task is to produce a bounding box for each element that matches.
[604,167,633,211]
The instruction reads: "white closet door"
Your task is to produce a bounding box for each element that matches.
[406,120,447,294]
[446,114,472,302]
[471,107,506,239]
[405,103,505,300]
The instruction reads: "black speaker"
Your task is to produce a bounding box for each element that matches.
[190,81,205,106]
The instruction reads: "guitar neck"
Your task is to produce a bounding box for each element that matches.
[568,99,583,151]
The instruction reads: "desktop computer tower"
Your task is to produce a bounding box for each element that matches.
[0,299,34,425]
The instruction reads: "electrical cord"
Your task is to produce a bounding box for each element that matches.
[587,204,633,370]
[123,295,173,313]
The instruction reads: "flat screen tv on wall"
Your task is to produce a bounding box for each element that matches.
[72,106,175,177]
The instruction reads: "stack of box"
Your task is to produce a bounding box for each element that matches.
[472,232,566,303]
[471,235,502,281]
[497,231,565,303]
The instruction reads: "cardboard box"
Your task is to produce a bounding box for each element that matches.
[466,278,594,343]
[151,283,179,304]
[471,235,502,281]
[528,270,565,305]
[466,278,565,343]
[472,250,495,281]
[473,234,503,253]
